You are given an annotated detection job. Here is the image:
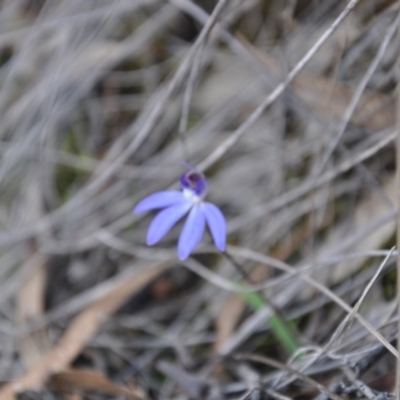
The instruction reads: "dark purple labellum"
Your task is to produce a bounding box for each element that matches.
[180,171,208,197]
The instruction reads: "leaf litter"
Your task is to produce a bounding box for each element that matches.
[0,0,399,399]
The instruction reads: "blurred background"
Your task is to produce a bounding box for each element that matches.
[0,0,398,399]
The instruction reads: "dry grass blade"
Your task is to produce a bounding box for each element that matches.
[228,246,397,358]
[235,353,343,400]
[328,247,395,349]
[396,3,400,397]
[198,0,362,172]
[157,361,209,399]
[0,263,171,398]
[0,0,398,398]
[238,33,396,133]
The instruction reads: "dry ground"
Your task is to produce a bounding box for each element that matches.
[0,0,398,399]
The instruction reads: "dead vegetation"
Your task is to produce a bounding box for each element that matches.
[0,0,398,399]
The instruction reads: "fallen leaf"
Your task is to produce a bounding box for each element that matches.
[214,294,245,354]
[214,265,270,354]
[16,250,50,369]
[17,175,51,368]
[0,262,172,399]
[51,368,146,399]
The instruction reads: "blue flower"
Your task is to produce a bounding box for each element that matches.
[134,167,226,260]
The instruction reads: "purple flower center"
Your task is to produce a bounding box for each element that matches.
[180,171,208,197]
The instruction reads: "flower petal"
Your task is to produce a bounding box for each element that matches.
[134,191,186,213]
[178,206,206,260]
[147,202,191,245]
[202,202,226,251]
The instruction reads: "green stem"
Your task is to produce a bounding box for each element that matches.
[241,289,300,355]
